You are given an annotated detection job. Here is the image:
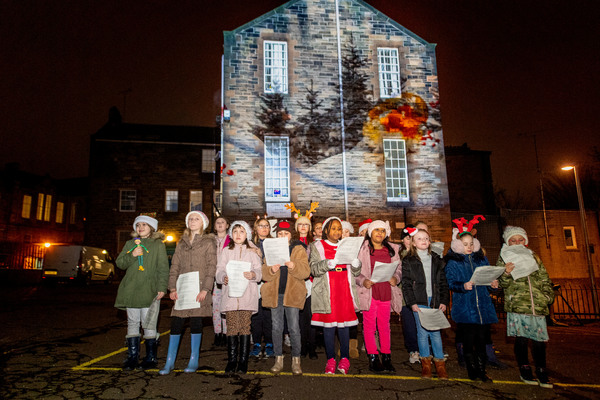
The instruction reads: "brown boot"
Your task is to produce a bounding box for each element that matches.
[434,358,449,380]
[349,339,359,359]
[420,356,433,379]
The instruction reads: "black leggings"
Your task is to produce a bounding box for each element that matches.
[514,336,546,369]
[458,323,487,358]
[170,316,203,335]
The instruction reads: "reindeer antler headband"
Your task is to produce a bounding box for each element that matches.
[285,202,319,219]
[453,215,486,236]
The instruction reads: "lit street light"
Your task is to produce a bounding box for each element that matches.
[561,165,599,315]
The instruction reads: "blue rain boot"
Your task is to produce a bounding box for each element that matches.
[184,334,202,373]
[159,334,181,375]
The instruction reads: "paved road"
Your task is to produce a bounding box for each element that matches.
[1,283,599,399]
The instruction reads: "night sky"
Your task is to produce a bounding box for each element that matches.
[1,0,598,204]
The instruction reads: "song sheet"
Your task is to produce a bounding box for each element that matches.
[370,260,400,283]
[174,271,201,310]
[335,237,365,264]
[418,308,451,330]
[262,237,290,266]
[226,260,252,297]
[469,266,506,286]
[431,241,445,257]
[500,244,539,280]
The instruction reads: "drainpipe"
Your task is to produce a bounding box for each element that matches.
[335,0,349,221]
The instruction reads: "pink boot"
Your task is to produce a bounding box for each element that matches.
[325,358,336,374]
[338,358,350,375]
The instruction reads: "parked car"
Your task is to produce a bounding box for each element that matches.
[42,245,116,284]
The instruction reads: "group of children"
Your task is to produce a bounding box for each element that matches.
[114,212,555,388]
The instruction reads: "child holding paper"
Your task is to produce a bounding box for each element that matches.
[444,223,498,382]
[401,228,450,379]
[356,220,403,373]
[216,221,262,374]
[497,226,554,388]
[309,217,361,375]
[261,220,310,374]
[159,211,216,375]
[212,216,230,347]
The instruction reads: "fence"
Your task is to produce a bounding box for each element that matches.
[0,243,47,270]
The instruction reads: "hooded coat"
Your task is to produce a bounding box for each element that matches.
[444,249,498,325]
[115,231,169,310]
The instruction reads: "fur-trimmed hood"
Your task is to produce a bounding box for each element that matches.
[444,248,486,264]
[130,230,166,241]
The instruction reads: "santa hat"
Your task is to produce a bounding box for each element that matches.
[400,224,416,240]
[341,220,354,234]
[358,219,372,234]
[185,211,209,231]
[503,226,529,245]
[228,220,252,239]
[295,215,312,231]
[133,215,158,231]
[367,220,391,238]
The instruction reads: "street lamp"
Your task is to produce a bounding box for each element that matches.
[561,165,599,315]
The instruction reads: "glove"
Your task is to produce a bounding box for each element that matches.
[328,259,338,269]
[351,259,361,268]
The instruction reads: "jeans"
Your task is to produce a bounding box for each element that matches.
[126,307,156,339]
[272,294,301,356]
[251,298,273,344]
[412,301,444,359]
[401,305,419,353]
[363,299,391,354]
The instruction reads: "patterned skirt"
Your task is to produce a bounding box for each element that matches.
[506,312,549,342]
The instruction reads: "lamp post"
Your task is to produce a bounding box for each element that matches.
[562,165,599,315]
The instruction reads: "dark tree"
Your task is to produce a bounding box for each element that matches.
[251,93,292,142]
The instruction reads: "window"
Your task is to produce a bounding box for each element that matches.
[264,136,290,201]
[70,203,77,224]
[36,193,44,220]
[214,190,222,214]
[563,226,577,249]
[56,202,64,223]
[264,41,288,93]
[119,190,136,212]
[190,190,203,212]
[44,194,52,221]
[22,195,32,219]
[383,138,409,201]
[165,190,178,212]
[378,47,401,98]
[202,149,216,173]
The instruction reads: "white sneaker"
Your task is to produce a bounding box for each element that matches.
[284,334,291,347]
[409,351,421,364]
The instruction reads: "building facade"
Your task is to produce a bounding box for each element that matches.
[221,0,451,240]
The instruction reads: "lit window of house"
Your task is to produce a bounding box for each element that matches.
[190,190,203,212]
[56,202,64,223]
[378,47,401,98]
[44,195,52,221]
[264,136,290,201]
[22,195,32,219]
[563,226,577,249]
[202,149,216,173]
[264,41,288,93]
[165,190,179,212]
[36,193,44,220]
[70,203,77,224]
[119,190,136,212]
[383,138,409,201]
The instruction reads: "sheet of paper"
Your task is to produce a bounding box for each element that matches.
[431,241,445,257]
[417,308,451,330]
[226,260,252,298]
[370,260,400,283]
[335,236,365,264]
[174,271,201,310]
[262,237,290,266]
[500,244,539,280]
[142,296,161,328]
[469,265,505,286]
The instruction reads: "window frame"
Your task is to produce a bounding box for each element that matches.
[56,201,64,224]
[377,47,401,98]
[563,226,578,250]
[383,138,410,202]
[44,194,52,222]
[119,189,136,212]
[36,193,44,220]
[22,195,32,219]
[201,149,216,173]
[264,136,291,202]
[189,190,203,212]
[264,40,288,94]
[165,190,179,212]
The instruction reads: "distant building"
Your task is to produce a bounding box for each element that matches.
[86,108,221,256]
[0,163,86,269]
[221,0,451,241]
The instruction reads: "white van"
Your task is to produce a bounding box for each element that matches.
[42,245,116,284]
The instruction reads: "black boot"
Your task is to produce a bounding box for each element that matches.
[225,335,238,373]
[368,354,384,372]
[456,342,465,368]
[138,338,158,370]
[123,336,140,371]
[476,352,492,382]
[464,353,478,380]
[213,333,220,347]
[220,333,227,347]
[381,353,396,373]
[308,343,318,360]
[236,335,251,374]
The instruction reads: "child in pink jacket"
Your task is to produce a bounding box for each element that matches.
[215,220,262,374]
[356,220,403,373]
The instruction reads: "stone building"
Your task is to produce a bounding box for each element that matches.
[221,0,451,241]
[86,109,220,256]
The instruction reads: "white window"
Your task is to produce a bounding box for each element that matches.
[202,149,216,173]
[165,190,178,212]
[44,194,52,221]
[378,47,401,98]
[190,190,203,212]
[563,226,577,250]
[36,193,44,220]
[264,137,290,201]
[383,138,409,201]
[22,195,32,219]
[264,41,288,93]
[119,190,136,212]
[56,202,64,223]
